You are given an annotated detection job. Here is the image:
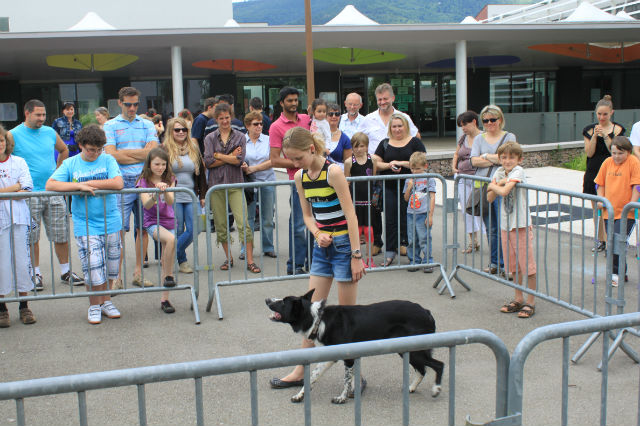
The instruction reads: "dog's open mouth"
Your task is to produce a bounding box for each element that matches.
[269,312,282,321]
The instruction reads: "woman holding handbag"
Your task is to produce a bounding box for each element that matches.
[453,111,485,254]
[470,105,516,275]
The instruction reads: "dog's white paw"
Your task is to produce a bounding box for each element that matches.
[431,384,442,398]
[291,392,305,403]
[331,395,348,404]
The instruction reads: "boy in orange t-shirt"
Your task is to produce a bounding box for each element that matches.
[594,136,640,286]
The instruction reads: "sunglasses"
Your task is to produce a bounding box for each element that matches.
[327,112,341,117]
[482,118,499,124]
[123,102,139,108]
[251,122,263,127]
[174,128,188,133]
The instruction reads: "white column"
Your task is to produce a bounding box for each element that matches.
[171,46,184,116]
[455,40,467,140]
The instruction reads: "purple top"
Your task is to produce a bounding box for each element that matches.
[137,177,175,230]
[456,135,476,175]
[203,128,246,187]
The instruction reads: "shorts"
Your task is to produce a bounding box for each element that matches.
[76,232,121,287]
[28,195,69,244]
[501,226,536,277]
[145,224,175,240]
[118,175,142,233]
[0,225,33,295]
[309,233,353,282]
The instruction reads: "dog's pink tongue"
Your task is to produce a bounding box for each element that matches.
[271,312,281,320]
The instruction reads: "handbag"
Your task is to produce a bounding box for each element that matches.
[464,133,508,217]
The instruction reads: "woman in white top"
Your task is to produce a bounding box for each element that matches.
[0,124,36,327]
[240,111,277,258]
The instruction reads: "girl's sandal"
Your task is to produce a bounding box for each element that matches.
[462,242,478,254]
[247,263,261,274]
[517,304,535,319]
[500,300,523,313]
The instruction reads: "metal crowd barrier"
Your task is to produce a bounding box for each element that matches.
[450,175,639,367]
[0,188,201,324]
[0,329,509,426]
[203,174,451,319]
[506,312,640,426]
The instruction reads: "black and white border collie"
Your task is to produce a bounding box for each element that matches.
[266,289,444,404]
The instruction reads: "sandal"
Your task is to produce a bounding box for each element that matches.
[518,304,535,319]
[500,300,523,313]
[462,242,479,254]
[383,257,395,267]
[220,258,234,271]
[247,263,261,274]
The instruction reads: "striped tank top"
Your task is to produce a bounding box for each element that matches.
[301,160,348,236]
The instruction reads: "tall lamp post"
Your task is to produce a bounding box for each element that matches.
[305,0,315,103]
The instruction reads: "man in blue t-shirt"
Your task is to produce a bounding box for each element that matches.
[47,124,124,324]
[103,86,158,288]
[7,99,84,290]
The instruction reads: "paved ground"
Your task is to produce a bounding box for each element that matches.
[0,166,638,426]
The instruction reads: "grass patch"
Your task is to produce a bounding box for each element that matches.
[562,152,586,171]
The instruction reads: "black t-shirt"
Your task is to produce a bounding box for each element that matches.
[374,137,426,189]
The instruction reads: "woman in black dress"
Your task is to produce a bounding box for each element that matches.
[373,113,426,266]
[583,95,625,252]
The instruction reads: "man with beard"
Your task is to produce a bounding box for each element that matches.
[269,87,311,275]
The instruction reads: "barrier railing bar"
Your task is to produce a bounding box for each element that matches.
[137,384,147,426]
[304,363,311,426]
[78,390,87,426]
[16,398,24,426]
[195,377,204,426]
[561,336,569,426]
[402,351,410,426]
[354,358,363,426]
[449,345,456,426]
[250,370,258,426]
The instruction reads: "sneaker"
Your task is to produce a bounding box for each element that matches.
[399,246,408,256]
[423,266,434,273]
[0,311,9,328]
[132,275,154,287]
[33,274,44,292]
[161,300,176,314]
[61,271,84,286]
[592,241,606,253]
[101,301,121,319]
[88,305,102,324]
[179,262,193,274]
[19,307,36,324]
[407,267,420,272]
[163,276,176,288]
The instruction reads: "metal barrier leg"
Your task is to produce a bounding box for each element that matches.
[190,286,201,325]
[597,328,629,371]
[214,283,224,320]
[435,264,456,298]
[571,331,601,364]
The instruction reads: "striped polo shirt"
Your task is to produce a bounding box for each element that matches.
[301,161,348,236]
[104,115,158,177]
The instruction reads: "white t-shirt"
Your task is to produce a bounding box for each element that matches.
[630,121,640,147]
[357,108,419,156]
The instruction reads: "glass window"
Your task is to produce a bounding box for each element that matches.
[489,73,511,113]
[490,72,555,113]
[186,79,210,115]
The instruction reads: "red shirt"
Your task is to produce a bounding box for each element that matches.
[269,113,310,180]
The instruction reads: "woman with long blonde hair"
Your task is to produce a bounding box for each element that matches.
[162,117,208,274]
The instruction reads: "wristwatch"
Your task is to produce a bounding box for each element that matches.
[351,249,362,259]
[482,153,488,160]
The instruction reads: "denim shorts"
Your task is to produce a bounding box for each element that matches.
[309,233,353,282]
[145,224,176,240]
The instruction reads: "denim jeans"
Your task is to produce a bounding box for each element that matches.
[482,197,504,269]
[174,202,194,265]
[407,212,433,264]
[240,185,276,255]
[288,185,308,272]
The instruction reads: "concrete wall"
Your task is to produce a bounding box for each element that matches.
[3,0,232,32]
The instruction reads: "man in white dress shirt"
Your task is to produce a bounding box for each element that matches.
[339,92,365,139]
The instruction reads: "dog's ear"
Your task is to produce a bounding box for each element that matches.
[302,289,315,300]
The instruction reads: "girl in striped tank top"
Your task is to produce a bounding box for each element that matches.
[270,127,365,388]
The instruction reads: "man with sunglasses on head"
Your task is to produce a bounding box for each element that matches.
[104,87,159,288]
